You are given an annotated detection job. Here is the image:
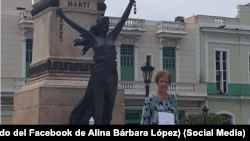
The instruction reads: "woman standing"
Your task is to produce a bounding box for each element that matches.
[141,70,179,125]
[56,0,136,125]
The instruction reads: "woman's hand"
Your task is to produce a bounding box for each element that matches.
[73,39,83,46]
[56,8,64,17]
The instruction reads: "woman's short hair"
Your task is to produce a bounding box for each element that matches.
[155,70,171,84]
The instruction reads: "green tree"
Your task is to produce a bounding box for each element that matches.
[179,113,233,125]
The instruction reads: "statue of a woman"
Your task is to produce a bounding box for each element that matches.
[56,0,136,125]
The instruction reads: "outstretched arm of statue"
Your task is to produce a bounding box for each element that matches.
[109,0,135,40]
[56,8,96,44]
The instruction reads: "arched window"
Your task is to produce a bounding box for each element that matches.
[216,111,235,124]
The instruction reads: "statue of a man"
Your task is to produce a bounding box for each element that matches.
[56,0,136,125]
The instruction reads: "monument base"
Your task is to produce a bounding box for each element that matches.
[13,79,125,125]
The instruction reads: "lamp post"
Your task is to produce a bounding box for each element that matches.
[202,106,209,125]
[141,59,155,97]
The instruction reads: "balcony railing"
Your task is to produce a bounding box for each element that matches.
[19,10,34,29]
[19,10,33,23]
[14,78,29,89]
[214,18,225,24]
[197,15,239,26]
[118,81,196,93]
[0,77,28,89]
[168,83,194,92]
[109,17,145,30]
[0,77,206,94]
[157,21,186,32]
[118,81,145,91]
[13,79,196,93]
[19,10,145,31]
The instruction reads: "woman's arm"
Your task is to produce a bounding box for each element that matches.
[109,0,135,41]
[56,9,96,44]
[141,97,151,125]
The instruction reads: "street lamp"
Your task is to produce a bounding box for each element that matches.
[202,106,209,125]
[141,59,155,97]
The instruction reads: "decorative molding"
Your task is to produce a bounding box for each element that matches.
[134,36,140,48]
[31,0,59,16]
[201,27,250,35]
[28,59,94,77]
[156,32,188,39]
[159,37,165,49]
[22,28,28,41]
[117,35,123,47]
[122,37,134,45]
[28,60,51,77]
[22,28,28,35]
[206,39,250,46]
[160,38,176,48]
[119,30,146,37]
[164,39,176,47]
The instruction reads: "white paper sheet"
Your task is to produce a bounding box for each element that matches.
[158,112,175,125]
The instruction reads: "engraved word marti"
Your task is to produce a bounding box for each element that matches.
[68,1,90,8]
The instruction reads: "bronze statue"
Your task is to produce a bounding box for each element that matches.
[56,0,136,125]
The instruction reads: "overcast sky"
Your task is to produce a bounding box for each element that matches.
[104,0,250,21]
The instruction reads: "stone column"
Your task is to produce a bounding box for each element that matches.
[13,0,125,125]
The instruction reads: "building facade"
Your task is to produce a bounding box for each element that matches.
[1,0,33,124]
[3,0,238,125]
[185,3,250,124]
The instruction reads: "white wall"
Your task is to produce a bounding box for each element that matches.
[1,0,33,10]
[179,23,197,83]
[1,11,23,79]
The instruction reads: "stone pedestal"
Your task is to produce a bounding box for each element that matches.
[13,81,125,124]
[13,0,125,125]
